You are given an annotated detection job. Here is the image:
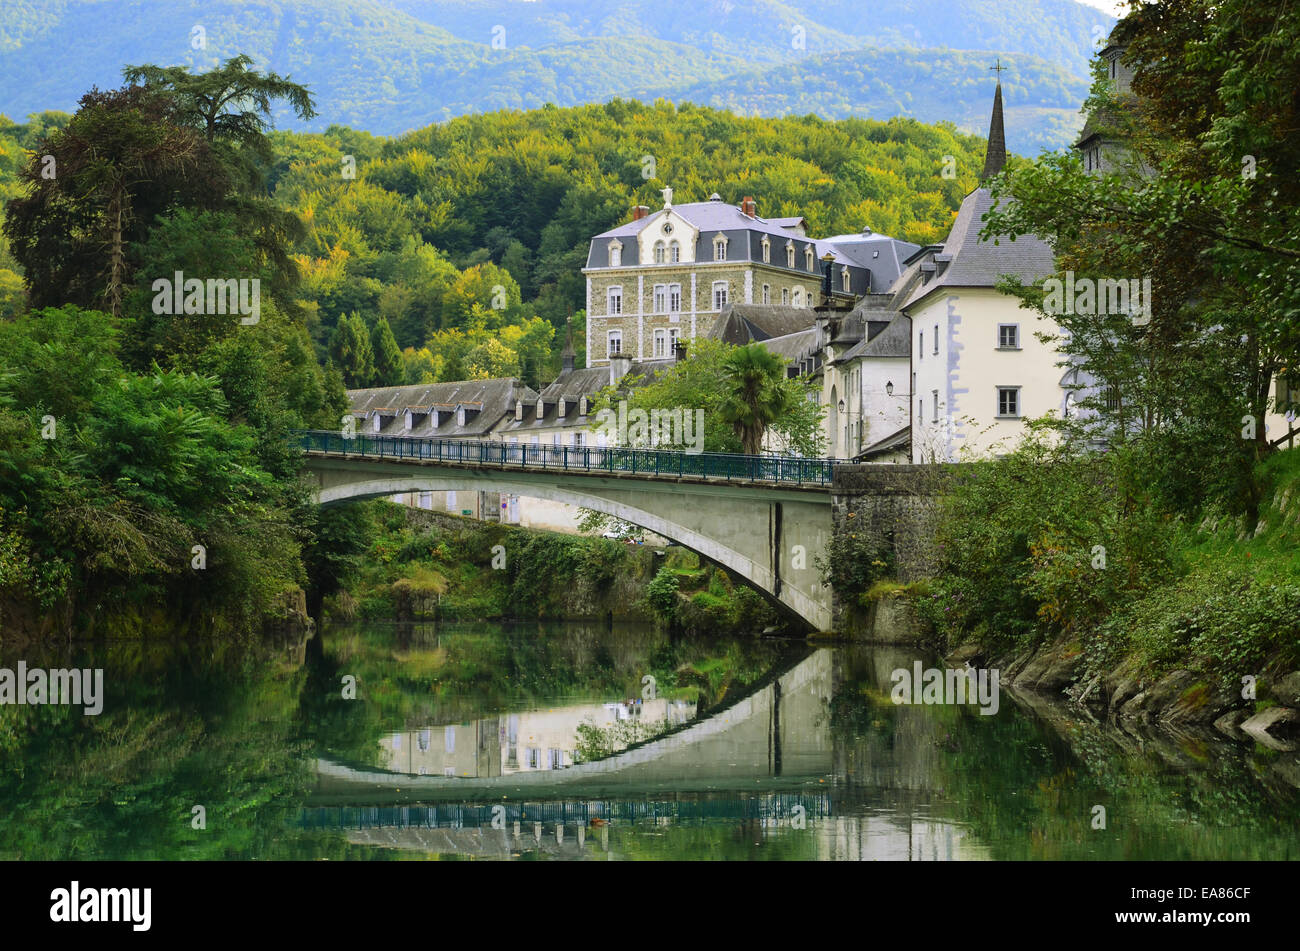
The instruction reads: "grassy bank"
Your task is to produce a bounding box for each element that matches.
[847,441,1300,717]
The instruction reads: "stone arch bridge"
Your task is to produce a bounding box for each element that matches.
[296,431,945,631]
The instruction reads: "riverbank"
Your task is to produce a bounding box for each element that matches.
[836,447,1300,749]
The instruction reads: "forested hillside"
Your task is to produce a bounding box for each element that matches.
[639,48,1088,155]
[266,100,990,384]
[0,0,1104,147]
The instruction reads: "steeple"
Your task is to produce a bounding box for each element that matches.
[981,64,1007,181]
[561,317,575,372]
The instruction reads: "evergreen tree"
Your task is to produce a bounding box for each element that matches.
[330,313,374,387]
[370,316,402,387]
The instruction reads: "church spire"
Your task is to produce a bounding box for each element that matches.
[981,61,1007,181]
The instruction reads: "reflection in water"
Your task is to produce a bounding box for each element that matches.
[2,621,1298,860]
[379,697,697,777]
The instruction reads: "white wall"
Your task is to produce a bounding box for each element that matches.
[910,288,1066,462]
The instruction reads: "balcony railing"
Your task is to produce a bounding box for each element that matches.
[292,430,836,486]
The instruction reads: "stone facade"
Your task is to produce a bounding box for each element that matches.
[829,465,968,628]
[586,263,819,363]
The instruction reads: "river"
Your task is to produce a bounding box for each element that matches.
[2,620,1297,860]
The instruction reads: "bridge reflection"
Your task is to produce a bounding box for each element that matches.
[307,645,992,860]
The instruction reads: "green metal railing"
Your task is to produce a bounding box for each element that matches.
[291,429,836,486]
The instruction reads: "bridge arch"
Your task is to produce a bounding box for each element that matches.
[304,460,833,629]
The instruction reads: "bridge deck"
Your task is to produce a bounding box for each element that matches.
[293,430,837,487]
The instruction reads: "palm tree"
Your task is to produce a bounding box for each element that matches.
[720,343,791,455]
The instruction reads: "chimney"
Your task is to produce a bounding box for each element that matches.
[741,195,757,217]
[609,354,632,387]
[561,318,575,373]
[632,205,650,221]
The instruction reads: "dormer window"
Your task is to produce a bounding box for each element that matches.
[761,236,771,263]
[557,397,567,418]
[609,240,622,267]
[456,406,466,426]
[786,242,795,267]
[713,233,728,261]
[372,414,381,433]
[653,240,666,264]
[805,247,814,271]
[515,399,524,422]
[404,410,413,429]
[579,396,589,416]
[842,267,851,292]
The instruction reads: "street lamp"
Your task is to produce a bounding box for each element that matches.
[886,380,894,396]
[837,399,845,413]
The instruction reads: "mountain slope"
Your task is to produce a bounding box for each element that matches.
[0,0,1106,147]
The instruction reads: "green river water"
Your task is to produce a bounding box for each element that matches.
[2,620,1297,860]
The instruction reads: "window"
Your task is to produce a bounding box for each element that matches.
[653,284,666,313]
[933,324,939,354]
[997,387,1021,417]
[670,240,680,262]
[997,324,1020,349]
[669,284,681,312]
[761,236,771,263]
[932,390,939,422]
[762,283,771,305]
[574,431,584,448]
[786,242,795,267]
[456,406,466,426]
[713,281,728,309]
[607,330,622,355]
[806,289,814,308]
[653,328,667,358]
[713,234,728,261]
[607,286,622,315]
[805,247,814,271]
[918,399,923,423]
[553,433,561,446]
[653,240,665,264]
[417,730,430,752]
[609,241,621,267]
[918,331,923,359]
[1104,386,1121,412]
[668,327,680,353]
[444,726,456,753]
[526,748,541,769]
[842,267,851,292]
[782,288,790,305]
[792,287,803,307]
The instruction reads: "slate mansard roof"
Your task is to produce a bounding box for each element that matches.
[348,378,536,438]
[586,199,919,294]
